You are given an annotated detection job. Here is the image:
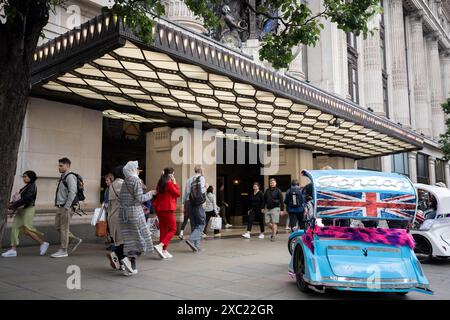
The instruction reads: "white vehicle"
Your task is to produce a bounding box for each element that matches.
[411,183,450,262]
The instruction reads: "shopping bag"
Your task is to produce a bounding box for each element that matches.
[148,216,160,238]
[95,207,108,237]
[95,221,108,237]
[210,216,222,230]
[91,207,102,226]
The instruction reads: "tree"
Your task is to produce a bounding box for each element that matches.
[0,0,379,236]
[439,98,450,161]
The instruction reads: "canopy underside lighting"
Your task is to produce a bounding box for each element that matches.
[31,14,424,159]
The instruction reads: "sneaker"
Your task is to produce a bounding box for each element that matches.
[107,252,121,270]
[123,269,138,276]
[214,233,221,237]
[50,249,68,258]
[178,231,184,240]
[185,240,198,252]
[1,249,17,258]
[285,226,290,230]
[39,242,50,256]
[201,233,207,239]
[121,257,137,274]
[69,238,82,254]
[163,250,173,259]
[154,243,165,259]
[258,233,265,239]
[242,232,250,239]
[270,234,276,242]
[225,224,232,228]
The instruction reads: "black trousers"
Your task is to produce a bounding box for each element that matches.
[247,210,264,233]
[204,210,220,234]
[288,211,305,231]
[180,211,189,231]
[114,244,125,261]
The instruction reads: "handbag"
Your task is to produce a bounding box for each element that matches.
[210,216,222,230]
[148,215,160,238]
[95,206,108,237]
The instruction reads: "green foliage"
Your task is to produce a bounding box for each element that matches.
[0,0,382,69]
[257,0,381,69]
[102,0,165,44]
[101,0,381,70]
[439,98,450,161]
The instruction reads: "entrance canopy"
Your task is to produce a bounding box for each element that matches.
[31,14,424,159]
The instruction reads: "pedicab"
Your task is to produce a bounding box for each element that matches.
[410,183,450,262]
[288,169,432,295]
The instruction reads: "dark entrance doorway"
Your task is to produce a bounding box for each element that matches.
[100,118,146,202]
[216,139,264,225]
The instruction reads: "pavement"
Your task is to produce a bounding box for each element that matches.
[0,232,449,300]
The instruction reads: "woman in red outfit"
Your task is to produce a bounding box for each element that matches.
[152,167,180,259]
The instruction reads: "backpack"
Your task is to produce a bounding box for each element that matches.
[288,187,303,208]
[189,176,206,206]
[63,172,86,206]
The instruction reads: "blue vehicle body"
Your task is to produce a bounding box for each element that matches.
[288,169,432,294]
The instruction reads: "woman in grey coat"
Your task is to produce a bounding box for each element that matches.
[119,161,155,276]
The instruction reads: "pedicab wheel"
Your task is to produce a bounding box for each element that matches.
[412,235,432,263]
[288,236,297,255]
[294,247,309,292]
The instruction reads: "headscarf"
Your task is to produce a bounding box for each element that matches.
[123,161,139,179]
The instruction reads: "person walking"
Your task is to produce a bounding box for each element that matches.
[285,179,306,231]
[103,173,114,250]
[183,165,206,252]
[51,157,82,258]
[242,182,265,239]
[263,178,285,241]
[2,171,49,257]
[204,186,221,237]
[119,161,155,275]
[152,167,180,259]
[217,184,232,229]
[178,213,189,240]
[106,166,125,270]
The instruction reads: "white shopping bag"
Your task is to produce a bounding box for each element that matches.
[91,207,106,226]
[210,216,222,231]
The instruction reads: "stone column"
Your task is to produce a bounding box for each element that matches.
[162,0,205,33]
[408,151,418,183]
[363,25,384,115]
[429,156,436,185]
[388,0,411,127]
[286,45,306,80]
[426,33,445,138]
[445,162,450,187]
[408,11,432,136]
[440,50,450,100]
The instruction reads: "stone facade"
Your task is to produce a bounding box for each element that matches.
[8,0,450,237]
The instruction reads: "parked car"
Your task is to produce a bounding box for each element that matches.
[288,169,432,295]
[410,183,450,262]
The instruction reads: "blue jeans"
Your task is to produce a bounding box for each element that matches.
[187,200,206,249]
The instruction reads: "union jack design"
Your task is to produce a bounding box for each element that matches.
[316,190,416,220]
